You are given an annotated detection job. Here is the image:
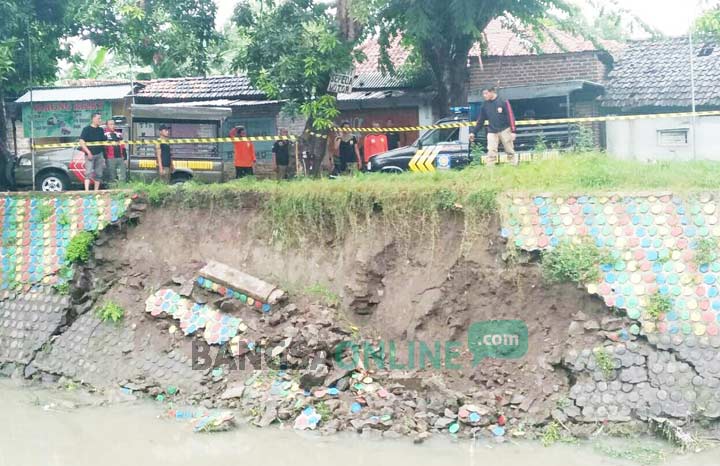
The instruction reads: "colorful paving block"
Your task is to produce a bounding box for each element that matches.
[145,288,246,346]
[196,276,271,313]
[0,194,131,290]
[503,193,720,345]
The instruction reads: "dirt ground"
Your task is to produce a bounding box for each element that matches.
[88,203,613,425]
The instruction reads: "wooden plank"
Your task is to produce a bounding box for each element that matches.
[199,260,286,304]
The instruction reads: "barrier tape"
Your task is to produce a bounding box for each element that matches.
[331,109,720,132]
[31,109,720,150]
[33,135,299,150]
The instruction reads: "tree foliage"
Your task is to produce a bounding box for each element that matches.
[354,0,577,116]
[72,0,219,78]
[231,0,357,130]
[0,0,73,94]
[695,5,720,38]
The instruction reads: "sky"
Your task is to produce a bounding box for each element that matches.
[213,0,705,37]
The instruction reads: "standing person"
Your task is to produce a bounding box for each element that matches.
[230,126,255,178]
[385,119,400,150]
[155,124,173,183]
[363,122,389,166]
[333,121,361,176]
[103,119,127,185]
[272,128,291,180]
[470,85,517,165]
[79,112,106,191]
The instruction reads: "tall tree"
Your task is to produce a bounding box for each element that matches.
[231,0,357,172]
[354,0,656,117]
[695,4,720,38]
[73,0,219,78]
[0,0,73,187]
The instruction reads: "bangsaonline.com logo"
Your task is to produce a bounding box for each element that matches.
[192,320,528,371]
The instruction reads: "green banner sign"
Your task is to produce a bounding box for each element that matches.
[22,101,112,139]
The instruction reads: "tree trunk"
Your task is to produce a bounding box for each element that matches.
[427,40,472,118]
[0,87,11,190]
[336,0,362,41]
[300,116,329,177]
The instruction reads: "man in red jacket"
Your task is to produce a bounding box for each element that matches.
[103,119,127,184]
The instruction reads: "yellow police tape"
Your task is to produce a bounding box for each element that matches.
[31,109,720,149]
[332,110,720,132]
[33,135,299,150]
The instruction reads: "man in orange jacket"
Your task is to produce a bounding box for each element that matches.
[229,126,256,178]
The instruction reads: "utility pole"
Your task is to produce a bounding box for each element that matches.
[689,1,698,161]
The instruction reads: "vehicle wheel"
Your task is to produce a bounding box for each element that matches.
[37,171,68,192]
[380,167,404,174]
[170,174,191,185]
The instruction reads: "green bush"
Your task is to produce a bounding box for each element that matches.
[695,237,718,265]
[594,347,615,379]
[646,293,672,319]
[96,301,125,323]
[66,231,97,264]
[542,240,612,284]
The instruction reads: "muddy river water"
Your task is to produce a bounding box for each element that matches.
[1,380,718,466]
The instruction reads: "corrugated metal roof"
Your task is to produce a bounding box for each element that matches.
[136,75,264,100]
[352,72,409,90]
[158,99,283,107]
[337,89,428,102]
[15,84,132,103]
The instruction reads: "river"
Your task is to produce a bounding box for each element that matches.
[1,379,718,466]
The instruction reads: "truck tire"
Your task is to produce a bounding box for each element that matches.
[37,171,69,192]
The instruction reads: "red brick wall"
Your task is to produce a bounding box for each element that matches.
[469,51,609,90]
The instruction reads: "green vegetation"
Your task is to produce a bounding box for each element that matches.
[65,231,97,264]
[695,237,718,265]
[58,213,71,227]
[542,239,612,285]
[125,154,720,245]
[304,283,341,307]
[53,282,70,295]
[96,301,125,323]
[314,401,332,422]
[594,346,615,379]
[593,443,666,466]
[37,204,54,222]
[540,421,576,447]
[646,293,672,320]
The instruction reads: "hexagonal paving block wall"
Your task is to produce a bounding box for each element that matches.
[502,193,720,420]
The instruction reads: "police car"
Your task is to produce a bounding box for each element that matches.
[367,108,473,173]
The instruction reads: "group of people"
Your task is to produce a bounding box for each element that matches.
[76,95,515,190]
[78,112,128,191]
[229,126,292,180]
[331,120,401,176]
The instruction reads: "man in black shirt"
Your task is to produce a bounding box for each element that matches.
[332,121,360,176]
[79,112,106,191]
[273,128,291,180]
[155,124,173,183]
[385,119,400,150]
[470,85,518,165]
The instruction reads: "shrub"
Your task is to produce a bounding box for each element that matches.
[646,293,672,319]
[594,347,615,379]
[96,301,125,323]
[66,231,97,264]
[542,240,612,284]
[695,237,718,265]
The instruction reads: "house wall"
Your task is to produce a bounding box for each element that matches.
[469,51,609,90]
[606,115,720,161]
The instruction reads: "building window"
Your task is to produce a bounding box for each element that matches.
[657,129,689,146]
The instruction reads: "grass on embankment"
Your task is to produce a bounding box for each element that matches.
[125,154,720,245]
